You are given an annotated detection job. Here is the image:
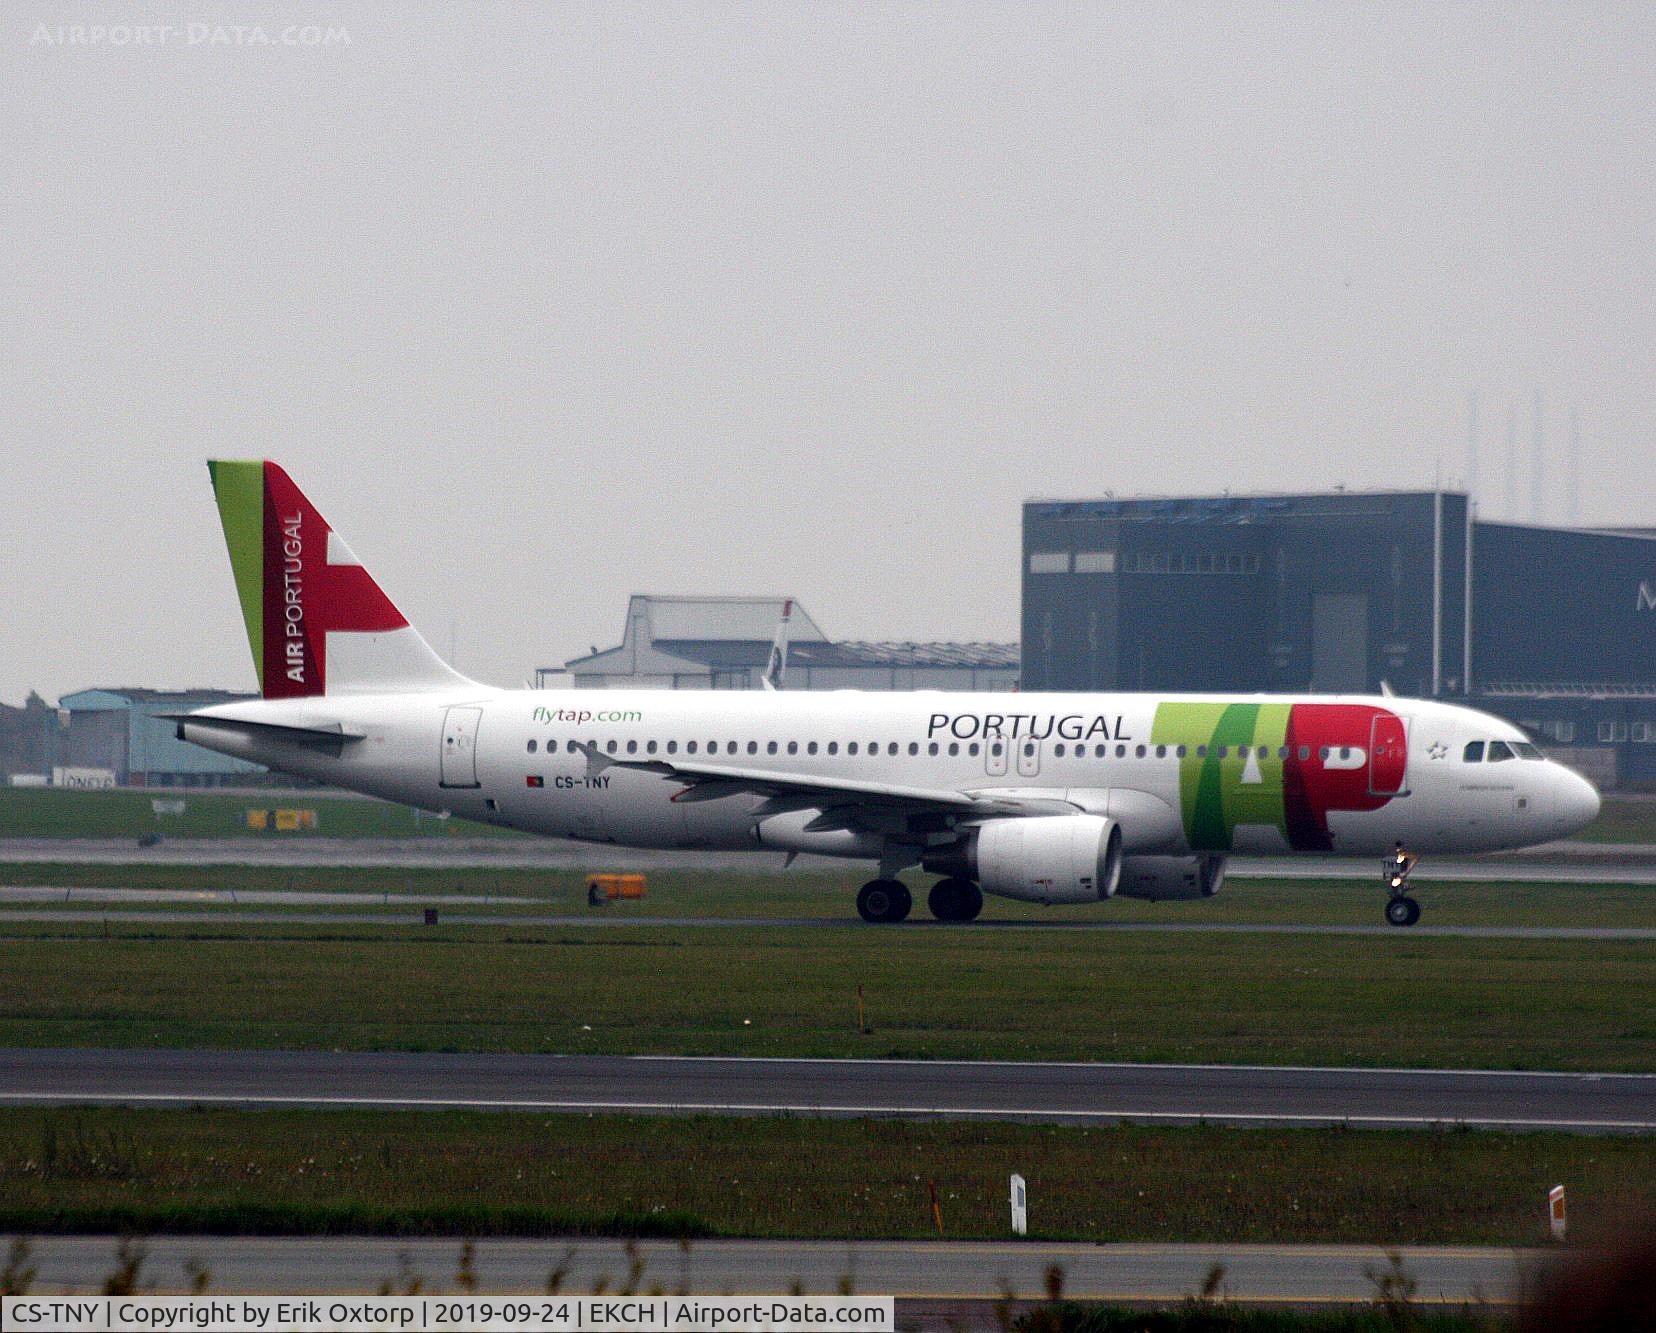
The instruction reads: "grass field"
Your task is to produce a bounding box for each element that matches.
[2,786,1652,842]
[2,863,1654,929]
[0,914,1650,1069]
[0,787,511,839]
[2,1106,1649,1246]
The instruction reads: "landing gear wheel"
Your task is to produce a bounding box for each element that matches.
[1385,895,1421,927]
[928,877,984,923]
[858,879,912,924]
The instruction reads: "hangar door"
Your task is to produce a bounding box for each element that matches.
[1311,594,1368,693]
[440,707,482,789]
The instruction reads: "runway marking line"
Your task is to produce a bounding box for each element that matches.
[1,1091,1650,1130]
[624,1054,1656,1081]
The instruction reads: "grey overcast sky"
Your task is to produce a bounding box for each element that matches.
[2,3,1652,702]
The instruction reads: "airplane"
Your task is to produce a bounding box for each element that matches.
[177,461,1603,927]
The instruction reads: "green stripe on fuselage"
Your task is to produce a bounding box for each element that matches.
[1152,702,1291,851]
[207,459,266,693]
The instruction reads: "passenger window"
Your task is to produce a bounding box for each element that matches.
[787,741,798,755]
[1115,744,1126,758]
[1196,745,1207,758]
[606,740,618,754]
[948,742,959,756]
[727,741,737,754]
[747,741,758,754]
[547,739,558,754]
[968,742,980,756]
[908,743,919,756]
[1487,741,1515,762]
[1176,745,1187,758]
[1135,745,1147,758]
[848,742,859,755]
[686,741,697,754]
[889,743,899,756]
[1318,747,1329,760]
[1155,745,1167,758]
[928,742,940,755]
[666,741,677,754]
[807,742,818,755]
[646,741,657,754]
[626,740,638,755]
[1298,746,1310,760]
[1463,741,1484,762]
[827,742,838,755]
[1054,743,1066,758]
[527,739,537,753]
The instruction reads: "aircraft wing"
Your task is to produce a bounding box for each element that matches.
[567,740,1064,820]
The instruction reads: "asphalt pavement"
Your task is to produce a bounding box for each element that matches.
[16,1234,1562,1307]
[3,1048,1651,1131]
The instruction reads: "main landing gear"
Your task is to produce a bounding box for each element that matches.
[857,878,912,924]
[928,876,984,923]
[1384,844,1421,927]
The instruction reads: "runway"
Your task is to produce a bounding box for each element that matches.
[17,1234,1559,1306]
[5,903,1656,938]
[2,837,1653,883]
[4,1048,1653,1131]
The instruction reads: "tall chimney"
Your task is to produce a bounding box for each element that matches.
[1530,388,1545,525]
[1466,387,1479,500]
[1569,406,1581,526]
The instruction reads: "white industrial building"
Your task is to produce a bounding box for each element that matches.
[550,596,1018,692]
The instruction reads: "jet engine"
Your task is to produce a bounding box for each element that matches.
[1115,854,1227,901]
[923,814,1123,904]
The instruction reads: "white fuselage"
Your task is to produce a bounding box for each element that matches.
[181,689,1601,860]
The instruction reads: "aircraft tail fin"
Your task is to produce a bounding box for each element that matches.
[761,598,793,692]
[206,460,470,699]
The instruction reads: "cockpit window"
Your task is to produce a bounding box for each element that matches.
[1486,740,1516,762]
[1463,741,1484,763]
[1513,741,1544,759]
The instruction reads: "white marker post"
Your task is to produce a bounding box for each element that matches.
[1010,1173,1027,1236]
[1549,1185,1567,1241]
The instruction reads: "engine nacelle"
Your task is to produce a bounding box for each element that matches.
[1115,854,1227,901]
[925,814,1123,904]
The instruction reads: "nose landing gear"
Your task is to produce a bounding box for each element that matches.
[1384,844,1421,927]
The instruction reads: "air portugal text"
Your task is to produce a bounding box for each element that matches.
[927,712,1129,742]
[279,512,306,684]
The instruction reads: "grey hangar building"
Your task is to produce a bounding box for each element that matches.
[1021,491,1656,788]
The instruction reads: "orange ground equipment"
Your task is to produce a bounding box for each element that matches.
[587,873,647,905]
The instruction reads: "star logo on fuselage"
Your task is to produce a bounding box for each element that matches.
[1427,741,1448,760]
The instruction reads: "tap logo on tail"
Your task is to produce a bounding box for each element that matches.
[208,460,411,698]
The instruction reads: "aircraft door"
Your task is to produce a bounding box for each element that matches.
[985,735,1008,777]
[440,707,482,789]
[1017,737,1042,778]
[1368,714,1409,796]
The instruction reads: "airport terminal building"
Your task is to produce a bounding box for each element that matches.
[1022,491,1656,787]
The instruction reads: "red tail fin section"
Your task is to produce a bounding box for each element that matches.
[209,461,468,698]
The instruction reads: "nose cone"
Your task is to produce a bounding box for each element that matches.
[1553,766,1602,837]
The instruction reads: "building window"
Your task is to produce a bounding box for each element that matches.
[1632,722,1652,743]
[1029,552,1070,574]
[1074,550,1116,573]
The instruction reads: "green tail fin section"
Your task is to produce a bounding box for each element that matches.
[207,459,267,693]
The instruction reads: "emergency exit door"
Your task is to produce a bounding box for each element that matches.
[440,707,482,788]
